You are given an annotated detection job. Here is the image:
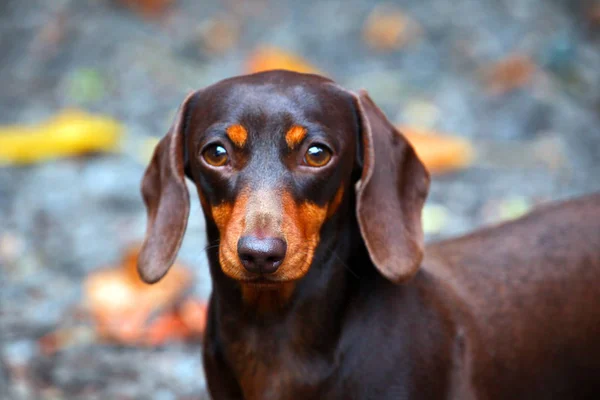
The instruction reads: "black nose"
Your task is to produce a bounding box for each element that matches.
[237,236,287,275]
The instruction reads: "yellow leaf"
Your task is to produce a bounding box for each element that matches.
[0,109,123,165]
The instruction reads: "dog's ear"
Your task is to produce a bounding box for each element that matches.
[352,90,430,283]
[137,92,198,284]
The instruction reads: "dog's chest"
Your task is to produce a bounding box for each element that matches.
[225,328,328,400]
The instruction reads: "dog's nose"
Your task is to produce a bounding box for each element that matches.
[237,236,287,275]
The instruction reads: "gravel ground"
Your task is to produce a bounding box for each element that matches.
[1,0,599,398]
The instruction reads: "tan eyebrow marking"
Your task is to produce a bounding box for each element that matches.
[285,125,307,149]
[226,124,248,147]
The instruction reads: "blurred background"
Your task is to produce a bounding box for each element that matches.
[1,0,599,398]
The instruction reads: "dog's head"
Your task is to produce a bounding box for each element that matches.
[137,70,429,292]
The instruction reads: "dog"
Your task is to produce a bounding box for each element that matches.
[137,70,600,399]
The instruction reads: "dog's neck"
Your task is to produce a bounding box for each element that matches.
[204,201,375,398]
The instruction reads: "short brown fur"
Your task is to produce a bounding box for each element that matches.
[137,71,600,400]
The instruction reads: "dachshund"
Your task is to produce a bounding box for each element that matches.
[137,70,600,399]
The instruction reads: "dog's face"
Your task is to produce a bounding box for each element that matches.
[137,70,429,299]
[185,73,357,285]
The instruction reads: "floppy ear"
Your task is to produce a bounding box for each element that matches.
[137,92,197,284]
[353,90,430,283]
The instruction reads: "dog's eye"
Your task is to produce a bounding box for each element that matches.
[203,144,228,167]
[304,144,332,167]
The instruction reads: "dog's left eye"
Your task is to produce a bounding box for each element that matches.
[304,144,332,167]
[203,144,229,167]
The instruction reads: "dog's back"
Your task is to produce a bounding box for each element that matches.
[425,193,600,398]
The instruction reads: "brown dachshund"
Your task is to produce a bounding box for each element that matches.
[137,70,600,399]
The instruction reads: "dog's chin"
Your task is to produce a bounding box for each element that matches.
[239,279,285,290]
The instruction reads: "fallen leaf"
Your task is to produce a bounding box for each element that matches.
[363,4,422,51]
[145,312,191,347]
[0,109,123,165]
[399,126,475,174]
[144,298,207,346]
[482,53,536,95]
[179,298,208,335]
[116,0,176,18]
[84,245,194,344]
[245,47,321,75]
[39,326,96,356]
[199,15,241,54]
[589,3,600,28]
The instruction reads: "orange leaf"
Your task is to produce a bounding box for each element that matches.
[363,5,422,51]
[179,298,208,335]
[84,244,193,344]
[245,47,321,75]
[399,126,474,174]
[145,312,191,346]
[482,53,536,95]
[199,16,241,54]
[117,0,175,17]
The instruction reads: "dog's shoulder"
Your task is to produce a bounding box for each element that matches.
[420,193,600,397]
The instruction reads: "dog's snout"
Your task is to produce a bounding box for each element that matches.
[237,236,287,275]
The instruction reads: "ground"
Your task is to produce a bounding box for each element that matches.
[1,0,599,399]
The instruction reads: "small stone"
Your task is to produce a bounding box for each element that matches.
[0,232,25,264]
[498,196,531,221]
[422,203,450,234]
[67,68,106,104]
[402,101,440,129]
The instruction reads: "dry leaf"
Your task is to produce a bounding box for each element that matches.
[199,16,241,54]
[145,299,207,346]
[589,3,600,28]
[0,109,122,165]
[245,47,321,75]
[39,326,96,356]
[84,245,193,344]
[145,312,191,347]
[179,298,208,335]
[363,5,422,51]
[482,53,536,95]
[399,126,475,174]
[116,0,176,17]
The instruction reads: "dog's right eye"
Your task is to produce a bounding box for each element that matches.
[202,144,229,167]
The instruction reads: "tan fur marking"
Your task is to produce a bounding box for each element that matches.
[280,192,328,282]
[214,191,250,280]
[211,202,233,232]
[285,125,307,149]
[226,124,248,147]
[327,187,345,218]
